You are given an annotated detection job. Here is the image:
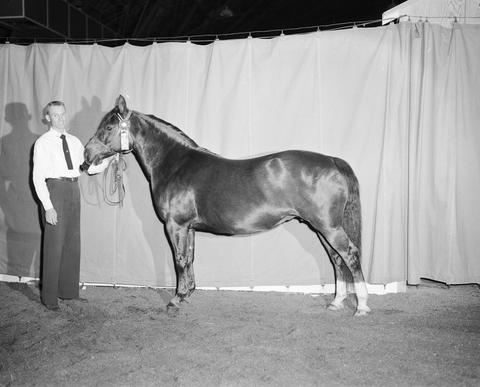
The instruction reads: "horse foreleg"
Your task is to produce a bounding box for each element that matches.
[165,221,190,309]
[185,228,196,296]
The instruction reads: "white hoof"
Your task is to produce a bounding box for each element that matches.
[327,301,344,311]
[354,306,371,316]
[167,296,182,310]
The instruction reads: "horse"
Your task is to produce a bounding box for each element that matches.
[84,95,371,316]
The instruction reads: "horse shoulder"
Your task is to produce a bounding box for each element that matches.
[157,152,207,226]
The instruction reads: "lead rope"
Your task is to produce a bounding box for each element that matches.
[103,153,127,207]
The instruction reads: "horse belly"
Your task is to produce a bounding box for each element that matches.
[195,178,298,235]
[196,203,296,235]
[230,205,297,234]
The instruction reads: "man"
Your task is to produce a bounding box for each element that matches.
[33,100,107,311]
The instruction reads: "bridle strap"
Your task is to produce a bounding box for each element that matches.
[116,110,132,123]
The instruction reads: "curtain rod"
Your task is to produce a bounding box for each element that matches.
[2,15,479,45]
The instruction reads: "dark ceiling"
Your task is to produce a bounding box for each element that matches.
[0,0,403,45]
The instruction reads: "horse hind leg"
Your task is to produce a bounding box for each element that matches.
[320,227,370,316]
[317,236,349,311]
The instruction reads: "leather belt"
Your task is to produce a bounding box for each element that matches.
[46,177,78,182]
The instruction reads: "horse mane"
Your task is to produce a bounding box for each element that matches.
[136,111,216,155]
[140,113,198,147]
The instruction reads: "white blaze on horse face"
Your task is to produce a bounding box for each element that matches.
[120,128,129,150]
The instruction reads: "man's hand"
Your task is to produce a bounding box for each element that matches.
[80,161,90,172]
[45,208,58,225]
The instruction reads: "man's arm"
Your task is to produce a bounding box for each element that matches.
[32,140,57,225]
[32,140,53,211]
[80,156,113,175]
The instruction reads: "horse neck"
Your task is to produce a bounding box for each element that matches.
[129,112,198,182]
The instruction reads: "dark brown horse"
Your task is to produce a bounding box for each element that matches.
[84,95,370,316]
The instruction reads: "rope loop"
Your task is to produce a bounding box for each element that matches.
[103,154,127,206]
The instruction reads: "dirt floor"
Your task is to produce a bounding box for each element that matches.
[0,281,479,387]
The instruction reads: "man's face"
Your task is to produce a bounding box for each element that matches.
[47,105,66,131]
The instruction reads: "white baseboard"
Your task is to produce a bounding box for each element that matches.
[0,274,406,294]
[0,274,37,283]
[200,282,406,294]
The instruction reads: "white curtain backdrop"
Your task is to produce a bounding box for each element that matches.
[0,22,479,288]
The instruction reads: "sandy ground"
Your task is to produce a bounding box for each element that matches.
[0,281,479,387]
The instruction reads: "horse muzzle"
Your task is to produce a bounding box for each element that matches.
[84,138,112,165]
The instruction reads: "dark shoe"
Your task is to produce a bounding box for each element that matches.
[44,304,60,311]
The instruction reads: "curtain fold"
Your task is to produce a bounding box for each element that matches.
[0,23,479,287]
[407,24,480,284]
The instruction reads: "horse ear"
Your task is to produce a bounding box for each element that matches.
[116,95,128,114]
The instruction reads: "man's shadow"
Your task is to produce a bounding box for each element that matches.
[0,102,42,277]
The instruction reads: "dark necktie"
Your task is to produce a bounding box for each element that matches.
[60,134,73,170]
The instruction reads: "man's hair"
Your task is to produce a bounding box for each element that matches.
[44,100,65,118]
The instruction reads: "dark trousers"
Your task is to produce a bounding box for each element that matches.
[41,179,81,306]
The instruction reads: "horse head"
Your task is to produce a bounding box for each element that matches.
[84,95,134,165]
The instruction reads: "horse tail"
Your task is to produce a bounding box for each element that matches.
[333,157,362,254]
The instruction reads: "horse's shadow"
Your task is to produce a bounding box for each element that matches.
[69,96,169,286]
[69,96,108,208]
[69,96,104,143]
[283,220,336,284]
[125,156,174,285]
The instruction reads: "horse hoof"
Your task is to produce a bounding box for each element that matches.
[326,302,344,311]
[354,307,371,317]
[167,303,179,315]
[167,298,181,313]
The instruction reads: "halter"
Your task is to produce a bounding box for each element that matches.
[115,110,133,153]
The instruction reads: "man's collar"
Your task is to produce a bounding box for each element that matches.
[48,128,67,137]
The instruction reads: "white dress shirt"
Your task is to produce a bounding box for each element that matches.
[33,128,108,210]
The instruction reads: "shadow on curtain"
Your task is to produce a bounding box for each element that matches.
[0,102,41,277]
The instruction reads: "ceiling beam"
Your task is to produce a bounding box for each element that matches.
[0,0,116,41]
